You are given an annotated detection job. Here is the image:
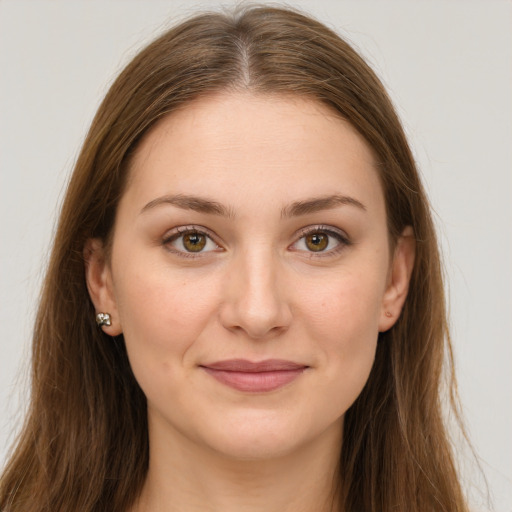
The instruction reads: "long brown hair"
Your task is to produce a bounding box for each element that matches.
[0,5,469,511]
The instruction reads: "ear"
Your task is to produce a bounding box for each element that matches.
[84,238,123,336]
[378,226,416,332]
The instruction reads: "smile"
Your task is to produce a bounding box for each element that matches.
[200,359,308,392]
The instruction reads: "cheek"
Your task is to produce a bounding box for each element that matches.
[298,266,385,404]
[112,261,223,375]
[301,262,386,338]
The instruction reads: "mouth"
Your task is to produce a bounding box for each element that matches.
[199,359,308,393]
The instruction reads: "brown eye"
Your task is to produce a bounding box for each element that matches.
[291,226,349,256]
[164,228,220,255]
[183,232,207,252]
[305,232,329,251]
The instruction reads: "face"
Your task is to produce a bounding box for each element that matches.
[86,92,413,461]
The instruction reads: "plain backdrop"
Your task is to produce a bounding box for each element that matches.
[1,0,511,510]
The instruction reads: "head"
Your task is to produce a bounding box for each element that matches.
[1,5,466,512]
[84,89,415,466]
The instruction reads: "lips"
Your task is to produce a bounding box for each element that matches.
[200,359,308,392]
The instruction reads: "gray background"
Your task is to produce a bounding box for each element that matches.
[1,1,511,510]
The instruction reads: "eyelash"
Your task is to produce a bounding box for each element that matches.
[161,224,351,259]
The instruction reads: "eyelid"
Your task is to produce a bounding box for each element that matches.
[295,224,350,241]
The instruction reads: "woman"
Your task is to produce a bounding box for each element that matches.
[0,5,470,511]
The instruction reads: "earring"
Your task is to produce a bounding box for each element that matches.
[385,311,393,318]
[96,312,112,327]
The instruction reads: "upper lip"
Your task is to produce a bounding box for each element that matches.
[201,359,308,372]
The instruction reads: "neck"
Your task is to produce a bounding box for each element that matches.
[131,417,343,512]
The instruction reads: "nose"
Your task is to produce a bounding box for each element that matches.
[219,247,293,340]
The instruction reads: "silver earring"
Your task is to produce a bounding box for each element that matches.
[96,312,112,327]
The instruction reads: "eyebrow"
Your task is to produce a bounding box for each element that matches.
[280,194,366,218]
[140,194,235,218]
[140,193,366,218]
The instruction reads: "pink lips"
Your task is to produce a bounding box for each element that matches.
[200,359,308,392]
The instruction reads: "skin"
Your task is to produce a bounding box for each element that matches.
[85,92,415,512]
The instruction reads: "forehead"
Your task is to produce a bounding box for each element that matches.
[123,92,384,216]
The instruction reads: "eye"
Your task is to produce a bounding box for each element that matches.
[291,226,350,255]
[163,227,221,255]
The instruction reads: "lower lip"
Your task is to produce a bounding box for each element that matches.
[201,367,306,392]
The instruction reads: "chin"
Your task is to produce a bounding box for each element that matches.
[207,431,303,461]
[197,409,336,462]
